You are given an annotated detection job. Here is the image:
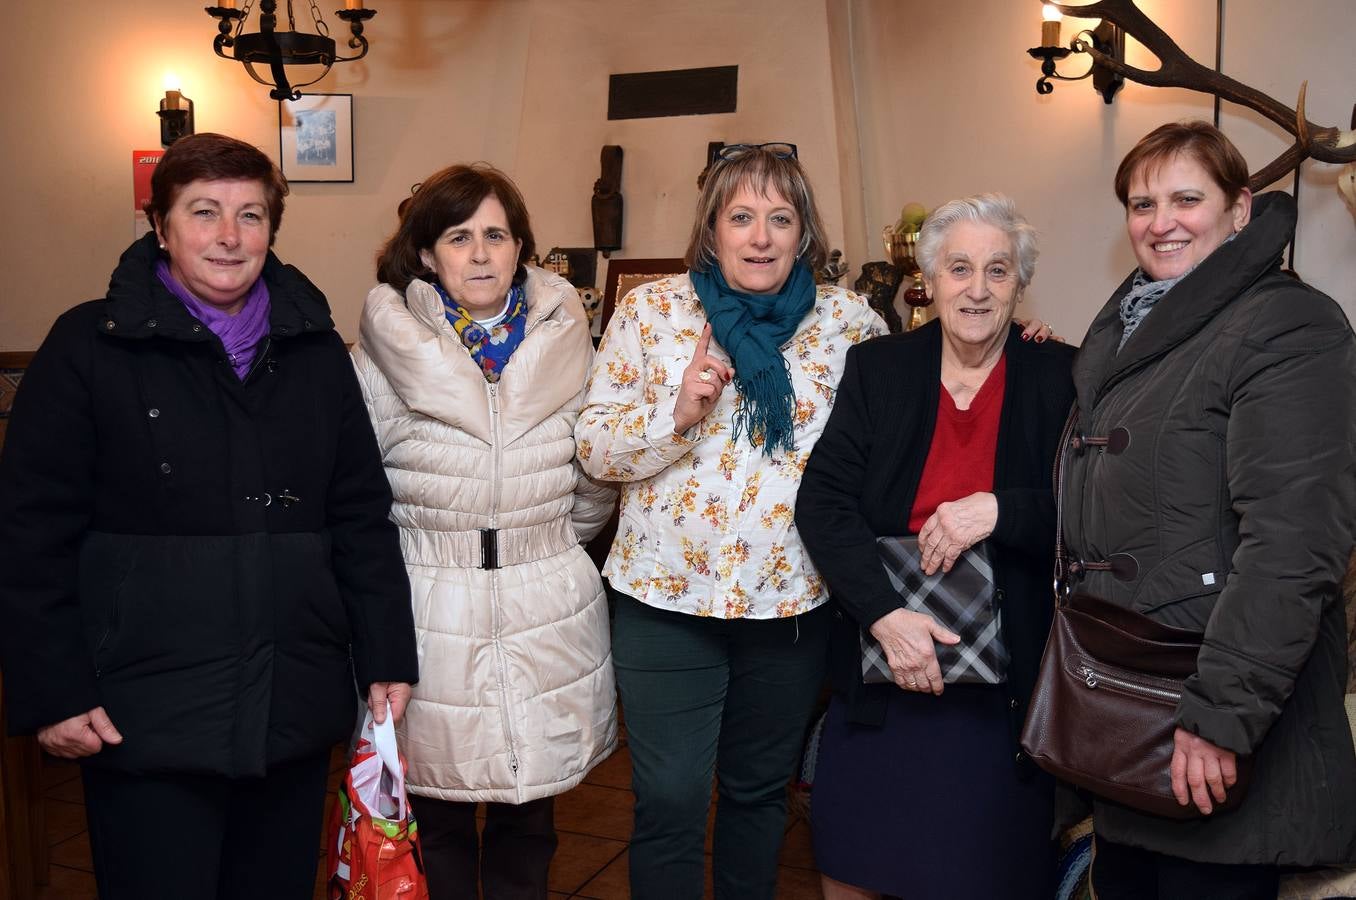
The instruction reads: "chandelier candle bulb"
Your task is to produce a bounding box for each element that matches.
[219,0,235,7]
[345,0,363,8]
[1041,4,1062,47]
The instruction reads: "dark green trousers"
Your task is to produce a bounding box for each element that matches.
[613,593,829,900]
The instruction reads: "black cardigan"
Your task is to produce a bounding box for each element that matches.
[796,321,1074,747]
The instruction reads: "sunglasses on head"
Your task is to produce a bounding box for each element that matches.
[709,142,799,165]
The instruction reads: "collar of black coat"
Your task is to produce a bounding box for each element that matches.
[1072,190,1297,413]
[97,231,336,341]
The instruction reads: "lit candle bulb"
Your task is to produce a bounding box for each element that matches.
[1042,4,1062,47]
[159,74,187,115]
[344,0,363,8]
[219,0,236,8]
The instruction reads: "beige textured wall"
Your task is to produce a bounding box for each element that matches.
[844,0,1356,339]
[0,0,841,349]
[0,0,1352,350]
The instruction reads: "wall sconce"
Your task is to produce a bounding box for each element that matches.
[205,0,377,102]
[1024,0,1356,192]
[1027,3,1125,104]
[158,74,195,147]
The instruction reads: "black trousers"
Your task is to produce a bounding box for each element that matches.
[408,794,557,900]
[613,595,829,900]
[1092,836,1281,900]
[81,752,332,900]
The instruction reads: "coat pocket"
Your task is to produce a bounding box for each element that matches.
[1132,536,1225,630]
[78,531,144,670]
[80,534,248,679]
[271,530,352,648]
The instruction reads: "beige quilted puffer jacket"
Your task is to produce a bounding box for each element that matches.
[352,267,618,804]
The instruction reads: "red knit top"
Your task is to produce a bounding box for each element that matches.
[907,355,1007,533]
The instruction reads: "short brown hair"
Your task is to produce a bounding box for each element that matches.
[145,133,288,245]
[376,163,536,292]
[1114,121,1249,208]
[683,147,829,275]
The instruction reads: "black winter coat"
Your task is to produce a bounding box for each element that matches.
[796,322,1075,754]
[0,233,418,777]
[1063,193,1356,865]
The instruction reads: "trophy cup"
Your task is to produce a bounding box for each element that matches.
[883,221,932,331]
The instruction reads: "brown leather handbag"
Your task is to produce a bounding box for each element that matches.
[1019,411,1251,819]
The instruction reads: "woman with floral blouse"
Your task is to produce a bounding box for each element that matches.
[580,144,1053,898]
[577,142,876,899]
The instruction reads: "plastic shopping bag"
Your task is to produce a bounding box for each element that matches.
[326,705,429,899]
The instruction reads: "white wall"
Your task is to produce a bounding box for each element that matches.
[509,0,845,258]
[0,0,1352,350]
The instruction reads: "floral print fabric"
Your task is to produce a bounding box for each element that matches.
[576,274,885,619]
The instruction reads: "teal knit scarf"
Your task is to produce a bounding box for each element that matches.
[690,261,815,455]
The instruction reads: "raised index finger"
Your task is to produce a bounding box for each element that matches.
[696,323,712,359]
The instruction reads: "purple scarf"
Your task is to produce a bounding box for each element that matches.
[156,260,271,380]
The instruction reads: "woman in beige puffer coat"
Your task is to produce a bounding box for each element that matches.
[352,164,617,900]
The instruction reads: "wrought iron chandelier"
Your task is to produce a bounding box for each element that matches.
[205,0,377,102]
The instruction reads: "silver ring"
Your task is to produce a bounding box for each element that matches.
[698,370,712,382]
[907,679,918,686]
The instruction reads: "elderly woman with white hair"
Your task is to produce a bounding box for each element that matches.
[796,193,1075,900]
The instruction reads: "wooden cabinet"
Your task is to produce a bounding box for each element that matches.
[0,352,46,900]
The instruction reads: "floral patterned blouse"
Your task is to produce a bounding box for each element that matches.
[576,273,886,619]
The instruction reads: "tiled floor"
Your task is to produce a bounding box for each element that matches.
[34,735,823,899]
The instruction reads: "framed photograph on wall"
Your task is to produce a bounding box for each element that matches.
[278,93,354,183]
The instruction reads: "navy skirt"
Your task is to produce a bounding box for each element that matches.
[811,684,1054,899]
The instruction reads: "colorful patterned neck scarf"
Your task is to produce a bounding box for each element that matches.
[429,280,528,383]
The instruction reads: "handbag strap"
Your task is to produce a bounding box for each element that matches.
[1052,404,1080,603]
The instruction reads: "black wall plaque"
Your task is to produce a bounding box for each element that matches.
[608,66,738,120]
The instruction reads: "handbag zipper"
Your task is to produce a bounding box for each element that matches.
[1078,665,1181,702]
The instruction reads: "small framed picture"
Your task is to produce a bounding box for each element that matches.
[278,93,354,183]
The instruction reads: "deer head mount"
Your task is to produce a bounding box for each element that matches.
[1044,0,1356,192]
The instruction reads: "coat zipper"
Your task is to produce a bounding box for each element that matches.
[242,337,273,384]
[486,381,520,779]
[1078,665,1181,702]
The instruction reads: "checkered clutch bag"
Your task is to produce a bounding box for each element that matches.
[860,537,1009,685]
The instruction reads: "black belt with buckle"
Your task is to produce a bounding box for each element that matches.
[480,528,499,570]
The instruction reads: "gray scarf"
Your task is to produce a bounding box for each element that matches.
[1117,233,1237,352]
[1117,270,1184,352]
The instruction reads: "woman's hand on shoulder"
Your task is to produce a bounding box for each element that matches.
[673,324,734,434]
[36,707,122,759]
[868,608,960,696]
[917,492,998,575]
[1013,317,1061,343]
[1171,727,1238,815]
[368,681,413,725]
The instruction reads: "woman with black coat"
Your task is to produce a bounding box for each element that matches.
[796,194,1074,900]
[0,133,418,899]
[1062,122,1356,899]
